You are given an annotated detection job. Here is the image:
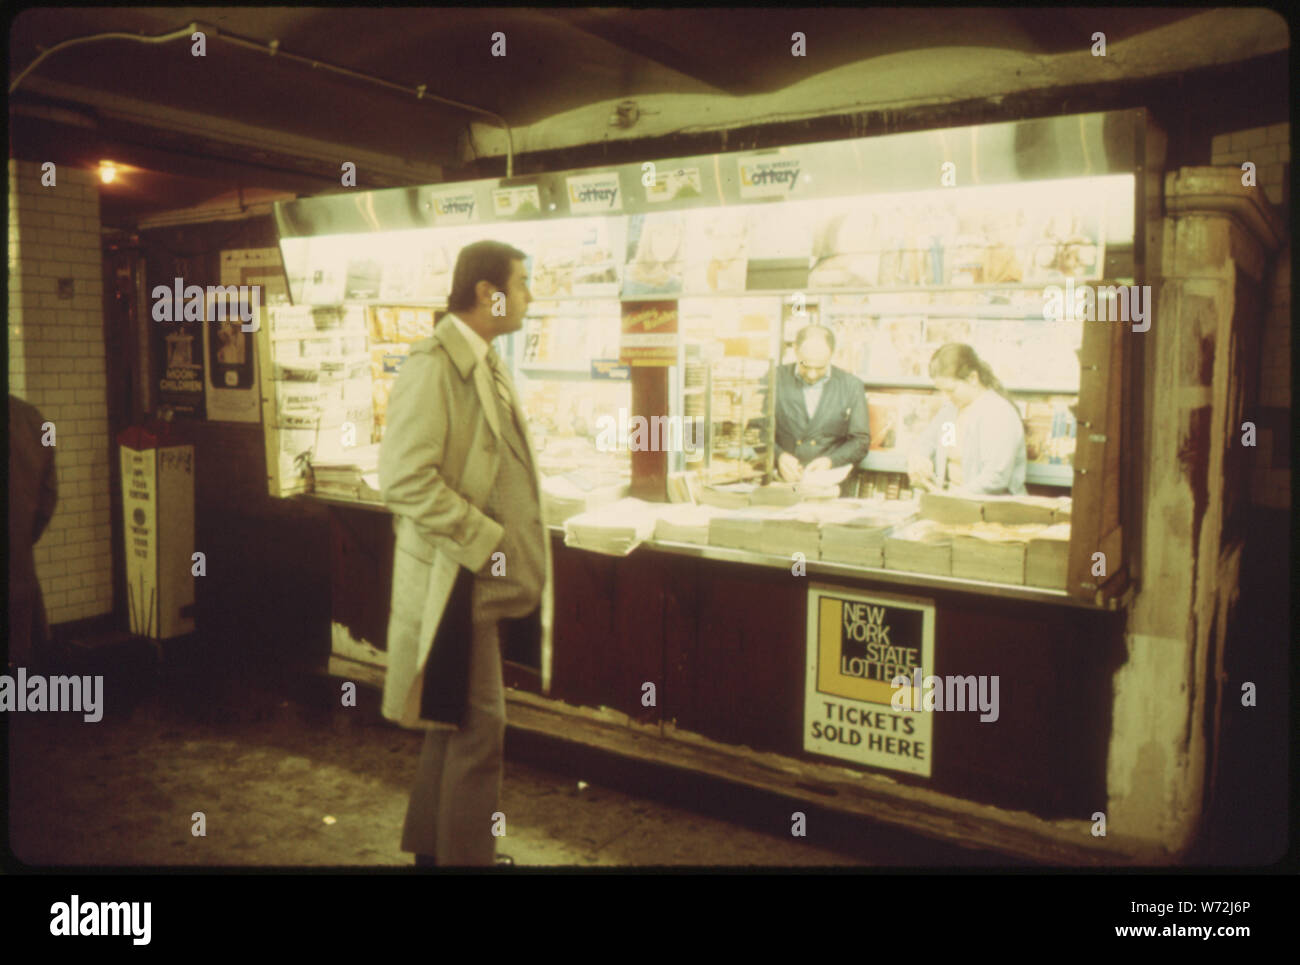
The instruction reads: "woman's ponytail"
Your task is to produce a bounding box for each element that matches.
[929,342,1025,428]
[976,358,1016,410]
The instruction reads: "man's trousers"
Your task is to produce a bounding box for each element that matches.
[400,620,504,866]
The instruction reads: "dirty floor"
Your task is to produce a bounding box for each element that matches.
[5,641,1022,869]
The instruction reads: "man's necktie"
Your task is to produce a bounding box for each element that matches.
[486,346,538,481]
[485,347,515,414]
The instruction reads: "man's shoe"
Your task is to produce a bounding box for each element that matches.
[495,854,515,866]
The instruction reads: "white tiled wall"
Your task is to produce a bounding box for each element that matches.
[1210,122,1290,209]
[8,158,114,624]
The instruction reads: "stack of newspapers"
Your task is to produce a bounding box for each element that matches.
[563,498,659,556]
[759,505,826,559]
[708,507,776,554]
[653,503,723,545]
[885,519,956,575]
[310,444,381,502]
[1025,523,1072,589]
[540,474,629,525]
[919,491,986,524]
[819,499,921,568]
[980,494,1071,525]
[949,522,1042,584]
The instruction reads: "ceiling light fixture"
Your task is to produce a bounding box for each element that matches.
[99,160,117,184]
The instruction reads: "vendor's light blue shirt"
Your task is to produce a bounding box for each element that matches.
[800,369,830,419]
[914,390,1027,495]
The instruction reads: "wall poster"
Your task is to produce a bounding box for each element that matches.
[205,248,291,422]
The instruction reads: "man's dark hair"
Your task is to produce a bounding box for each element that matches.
[794,324,836,354]
[447,240,527,312]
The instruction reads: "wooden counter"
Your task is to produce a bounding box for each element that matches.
[319,498,1125,822]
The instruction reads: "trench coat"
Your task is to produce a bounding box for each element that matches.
[377,317,554,730]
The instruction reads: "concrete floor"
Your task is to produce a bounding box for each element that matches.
[12,598,1283,870]
[8,643,959,869]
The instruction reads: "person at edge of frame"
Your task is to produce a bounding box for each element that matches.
[8,393,59,674]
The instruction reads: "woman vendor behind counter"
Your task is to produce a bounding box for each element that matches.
[907,343,1027,496]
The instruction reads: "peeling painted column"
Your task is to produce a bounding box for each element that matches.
[1107,168,1285,856]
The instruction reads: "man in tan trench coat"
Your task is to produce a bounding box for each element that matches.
[378,240,553,867]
